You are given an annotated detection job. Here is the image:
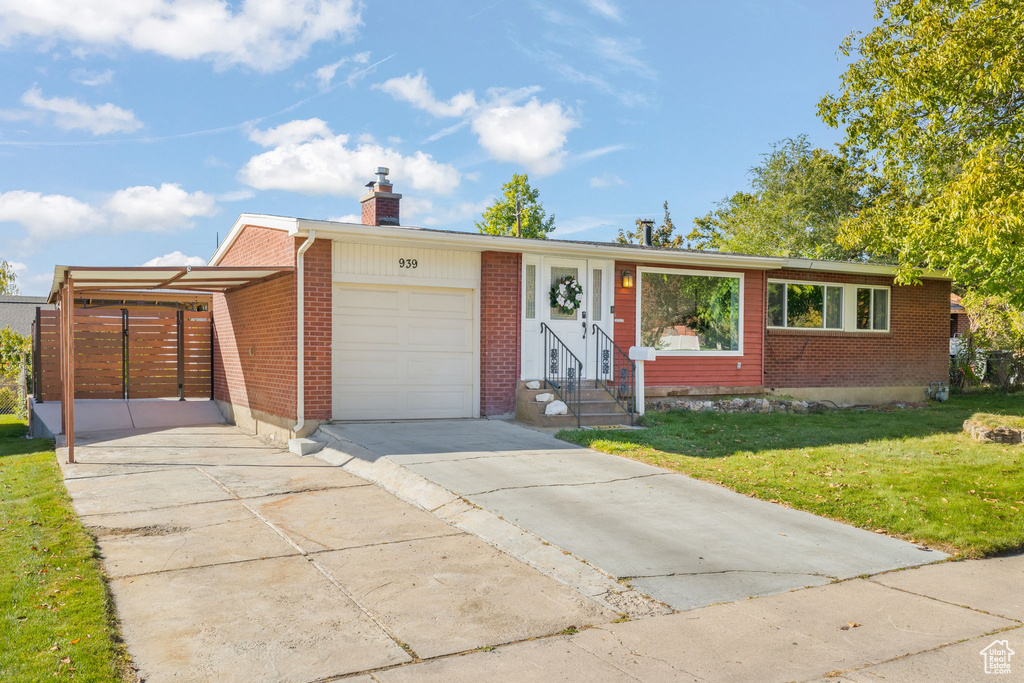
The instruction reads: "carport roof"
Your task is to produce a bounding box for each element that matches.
[47,265,293,303]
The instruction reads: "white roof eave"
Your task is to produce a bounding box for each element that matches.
[207,213,950,279]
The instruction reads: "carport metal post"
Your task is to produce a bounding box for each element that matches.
[62,275,76,463]
[176,309,185,401]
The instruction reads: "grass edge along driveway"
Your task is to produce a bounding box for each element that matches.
[0,415,132,681]
[559,394,1024,559]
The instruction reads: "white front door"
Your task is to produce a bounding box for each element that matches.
[542,258,590,374]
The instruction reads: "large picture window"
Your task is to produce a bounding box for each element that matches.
[639,269,741,353]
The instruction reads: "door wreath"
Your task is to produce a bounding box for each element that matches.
[549,276,583,315]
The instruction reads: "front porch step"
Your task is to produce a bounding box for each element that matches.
[516,380,635,428]
[527,412,637,429]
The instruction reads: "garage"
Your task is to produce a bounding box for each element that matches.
[332,283,477,420]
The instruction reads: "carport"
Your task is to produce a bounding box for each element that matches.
[46,265,293,462]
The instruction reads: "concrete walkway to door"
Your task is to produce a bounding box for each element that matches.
[317,419,948,612]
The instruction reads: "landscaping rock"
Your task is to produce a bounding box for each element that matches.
[525,380,541,390]
[535,393,555,403]
[647,397,839,416]
[545,400,568,416]
[963,419,1023,444]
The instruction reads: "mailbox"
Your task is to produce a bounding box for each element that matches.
[628,346,657,362]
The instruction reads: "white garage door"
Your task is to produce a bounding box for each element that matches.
[332,284,476,420]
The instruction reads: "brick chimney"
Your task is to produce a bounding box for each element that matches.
[360,167,402,226]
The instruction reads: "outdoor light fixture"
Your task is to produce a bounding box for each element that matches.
[621,270,634,288]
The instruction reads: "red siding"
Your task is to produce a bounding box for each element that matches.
[764,270,949,388]
[480,251,521,416]
[614,261,765,388]
[212,225,332,422]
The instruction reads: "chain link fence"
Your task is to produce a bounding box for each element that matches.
[0,363,28,420]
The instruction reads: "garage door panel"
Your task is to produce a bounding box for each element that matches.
[406,321,473,349]
[406,355,473,382]
[335,318,403,345]
[332,283,476,420]
[408,289,473,315]
[334,356,403,381]
[334,287,401,312]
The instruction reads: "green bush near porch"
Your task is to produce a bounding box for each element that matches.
[559,394,1024,558]
[0,415,131,681]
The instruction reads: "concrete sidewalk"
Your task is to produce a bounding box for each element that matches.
[316,420,947,612]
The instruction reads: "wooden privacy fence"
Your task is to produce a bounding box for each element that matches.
[34,307,212,401]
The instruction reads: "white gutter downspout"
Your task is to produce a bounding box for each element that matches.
[293,229,316,434]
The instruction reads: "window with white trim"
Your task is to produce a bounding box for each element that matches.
[767,280,890,333]
[767,282,843,330]
[856,286,889,331]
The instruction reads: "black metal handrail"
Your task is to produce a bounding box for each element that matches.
[593,324,637,425]
[539,322,583,427]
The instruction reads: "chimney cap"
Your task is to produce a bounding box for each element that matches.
[375,167,391,184]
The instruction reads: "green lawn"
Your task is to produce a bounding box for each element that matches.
[559,394,1024,558]
[0,415,131,681]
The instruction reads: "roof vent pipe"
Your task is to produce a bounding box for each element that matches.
[640,219,654,247]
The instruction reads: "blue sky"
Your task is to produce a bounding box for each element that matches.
[0,0,875,296]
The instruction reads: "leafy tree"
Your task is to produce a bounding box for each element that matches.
[819,0,1024,300]
[0,260,18,295]
[616,201,684,248]
[0,327,30,379]
[687,136,884,261]
[476,173,555,239]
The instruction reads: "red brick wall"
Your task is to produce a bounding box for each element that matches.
[764,270,949,388]
[301,239,333,420]
[952,311,970,337]
[615,261,766,388]
[361,194,400,226]
[213,225,333,422]
[480,251,521,416]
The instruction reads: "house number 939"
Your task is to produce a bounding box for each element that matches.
[398,258,418,269]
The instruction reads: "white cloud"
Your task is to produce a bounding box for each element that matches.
[327,213,361,224]
[7,261,27,274]
[70,68,114,86]
[0,184,218,242]
[376,72,577,175]
[241,118,461,196]
[582,0,623,23]
[420,197,492,227]
[395,196,492,227]
[575,143,630,163]
[0,190,104,239]
[105,183,218,231]
[0,0,362,72]
[20,87,141,135]
[313,51,369,90]
[471,98,578,175]
[590,173,625,188]
[554,215,616,236]
[140,251,208,267]
[375,72,478,117]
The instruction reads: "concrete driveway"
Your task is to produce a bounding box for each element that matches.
[60,423,611,682]
[318,420,947,612]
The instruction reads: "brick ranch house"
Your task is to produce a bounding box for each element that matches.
[209,172,950,441]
